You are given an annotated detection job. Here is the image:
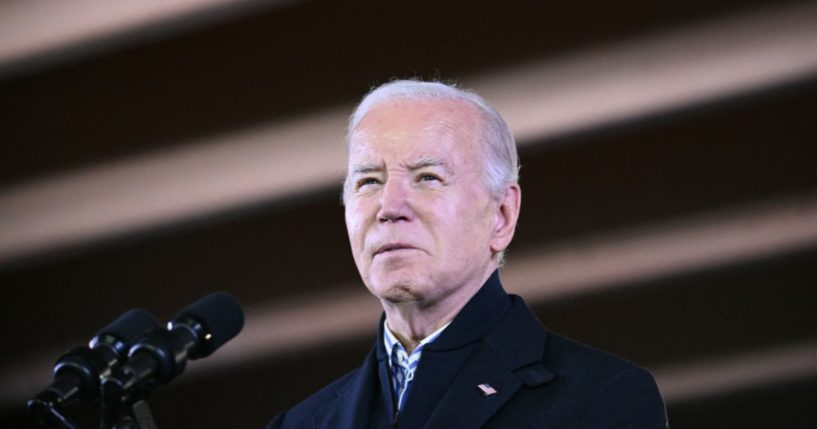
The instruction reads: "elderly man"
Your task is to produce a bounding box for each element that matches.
[268,80,667,428]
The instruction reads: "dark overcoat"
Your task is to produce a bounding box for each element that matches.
[268,272,667,428]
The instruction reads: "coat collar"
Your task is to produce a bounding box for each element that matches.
[424,270,512,352]
[374,270,510,359]
[329,270,555,428]
[425,270,551,376]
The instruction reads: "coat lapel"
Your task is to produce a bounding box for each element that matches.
[423,297,555,429]
[318,345,391,429]
[423,341,523,428]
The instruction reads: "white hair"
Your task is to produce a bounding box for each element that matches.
[345,79,519,200]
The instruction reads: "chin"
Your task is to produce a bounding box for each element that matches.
[379,287,419,304]
[367,270,426,303]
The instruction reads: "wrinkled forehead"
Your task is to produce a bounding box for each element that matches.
[347,98,485,161]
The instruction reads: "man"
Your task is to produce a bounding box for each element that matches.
[268,80,667,428]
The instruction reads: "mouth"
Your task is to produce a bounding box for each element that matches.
[374,243,417,256]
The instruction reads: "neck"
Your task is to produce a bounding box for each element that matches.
[382,266,494,354]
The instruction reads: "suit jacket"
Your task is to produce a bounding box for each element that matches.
[268,271,667,428]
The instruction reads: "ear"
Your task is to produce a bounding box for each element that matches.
[490,183,521,255]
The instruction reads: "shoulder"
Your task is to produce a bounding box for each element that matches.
[544,331,668,428]
[501,295,656,391]
[493,299,666,427]
[266,367,362,429]
[545,330,638,379]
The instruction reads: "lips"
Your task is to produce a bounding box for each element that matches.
[373,242,417,256]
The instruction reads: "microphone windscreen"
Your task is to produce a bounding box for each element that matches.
[93,309,160,347]
[173,292,244,357]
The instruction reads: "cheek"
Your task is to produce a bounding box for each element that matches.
[344,208,362,242]
[442,196,494,244]
[345,202,373,250]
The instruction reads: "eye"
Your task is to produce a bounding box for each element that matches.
[418,173,441,182]
[356,177,380,189]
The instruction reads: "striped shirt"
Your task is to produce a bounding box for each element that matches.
[383,320,450,411]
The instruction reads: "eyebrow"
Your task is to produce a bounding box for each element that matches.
[351,163,383,175]
[408,157,447,171]
[350,157,449,175]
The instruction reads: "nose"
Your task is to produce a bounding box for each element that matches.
[377,177,412,223]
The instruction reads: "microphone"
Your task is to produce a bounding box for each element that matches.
[28,309,160,421]
[102,292,244,399]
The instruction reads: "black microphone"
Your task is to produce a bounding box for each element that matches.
[102,292,244,399]
[28,309,160,420]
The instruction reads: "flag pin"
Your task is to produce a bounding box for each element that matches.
[477,383,498,396]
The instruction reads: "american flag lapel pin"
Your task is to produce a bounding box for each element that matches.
[477,383,498,396]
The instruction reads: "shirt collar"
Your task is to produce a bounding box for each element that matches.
[383,318,450,362]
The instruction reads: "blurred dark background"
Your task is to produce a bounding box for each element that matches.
[1,0,816,427]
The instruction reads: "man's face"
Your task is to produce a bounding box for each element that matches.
[344,99,500,306]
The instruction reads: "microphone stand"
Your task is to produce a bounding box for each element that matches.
[100,367,158,429]
[101,399,157,429]
[27,397,80,429]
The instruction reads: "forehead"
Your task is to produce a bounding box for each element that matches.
[348,98,484,164]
